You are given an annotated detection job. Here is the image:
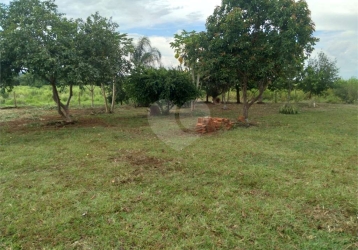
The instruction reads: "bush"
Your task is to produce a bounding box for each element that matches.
[322,89,341,103]
[292,90,306,103]
[279,104,298,114]
[127,67,200,114]
[334,78,358,104]
[0,91,10,99]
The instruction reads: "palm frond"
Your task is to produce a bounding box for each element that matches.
[130,36,161,67]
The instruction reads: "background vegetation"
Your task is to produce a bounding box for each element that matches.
[1,78,356,109]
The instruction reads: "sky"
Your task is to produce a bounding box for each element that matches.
[1,0,357,79]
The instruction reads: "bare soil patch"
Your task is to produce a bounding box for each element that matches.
[0,108,109,132]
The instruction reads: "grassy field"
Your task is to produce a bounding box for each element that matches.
[0,85,345,109]
[0,102,357,249]
[0,86,104,108]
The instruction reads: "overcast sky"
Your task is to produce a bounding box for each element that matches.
[1,0,357,79]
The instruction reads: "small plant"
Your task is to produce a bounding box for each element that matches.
[279,103,298,114]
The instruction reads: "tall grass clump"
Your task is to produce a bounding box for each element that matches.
[279,103,298,114]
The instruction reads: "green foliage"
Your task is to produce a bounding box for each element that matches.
[0,0,80,120]
[115,81,130,105]
[0,0,77,82]
[127,67,200,114]
[334,78,358,104]
[0,3,19,92]
[171,30,236,100]
[76,12,132,87]
[201,52,236,100]
[16,73,48,87]
[299,51,339,98]
[165,69,200,107]
[75,12,132,113]
[279,103,298,114]
[0,90,9,99]
[319,89,342,104]
[107,78,129,105]
[1,1,132,118]
[205,0,318,118]
[170,30,206,72]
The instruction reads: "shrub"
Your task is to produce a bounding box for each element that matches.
[127,67,200,114]
[0,91,10,99]
[279,104,298,114]
[334,78,358,104]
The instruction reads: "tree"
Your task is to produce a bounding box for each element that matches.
[76,12,132,113]
[170,30,207,109]
[0,0,79,121]
[127,67,199,115]
[109,77,129,105]
[206,0,318,120]
[299,51,339,99]
[201,63,235,104]
[269,62,304,104]
[0,3,25,93]
[130,36,161,68]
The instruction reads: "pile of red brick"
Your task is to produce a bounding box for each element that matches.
[195,117,234,134]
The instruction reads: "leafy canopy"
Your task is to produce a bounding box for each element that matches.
[299,51,339,97]
[127,67,200,114]
[76,12,132,87]
[205,0,318,118]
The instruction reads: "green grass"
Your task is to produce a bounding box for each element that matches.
[0,103,357,249]
[0,85,104,108]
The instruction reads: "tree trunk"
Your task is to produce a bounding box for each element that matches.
[90,84,94,108]
[190,71,200,111]
[190,74,200,110]
[66,84,73,108]
[196,74,200,88]
[249,80,267,107]
[101,83,109,113]
[257,82,265,104]
[242,79,268,121]
[242,78,249,120]
[236,85,241,104]
[63,85,73,121]
[51,81,72,122]
[110,78,116,113]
